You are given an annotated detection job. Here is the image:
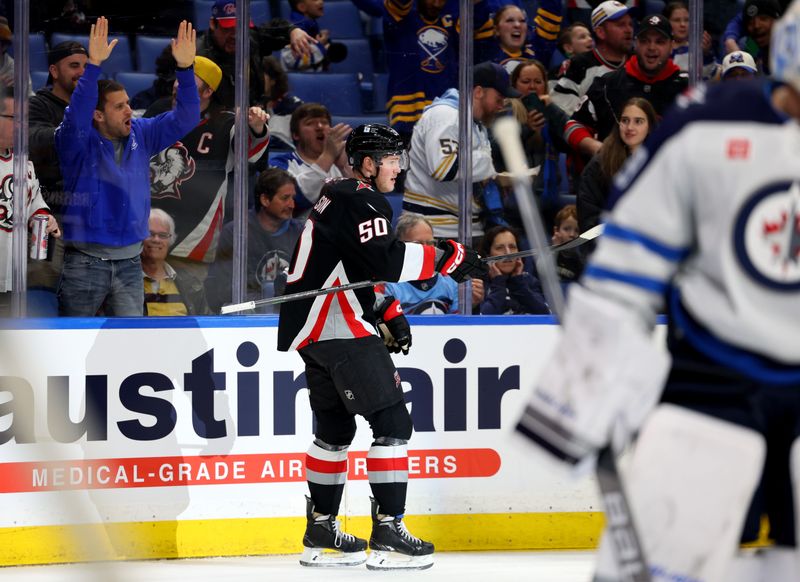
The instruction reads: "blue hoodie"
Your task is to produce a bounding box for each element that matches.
[56,63,200,246]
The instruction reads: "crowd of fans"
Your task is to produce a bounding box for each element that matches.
[0,0,784,317]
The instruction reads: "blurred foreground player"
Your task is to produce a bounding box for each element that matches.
[516,3,800,581]
[277,124,486,569]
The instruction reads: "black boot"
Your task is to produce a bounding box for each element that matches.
[299,496,367,567]
[366,496,434,570]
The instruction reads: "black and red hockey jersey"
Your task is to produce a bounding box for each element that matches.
[277,178,438,352]
[149,106,269,263]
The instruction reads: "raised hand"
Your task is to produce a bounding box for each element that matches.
[323,123,351,160]
[171,20,197,68]
[247,106,269,134]
[88,16,118,66]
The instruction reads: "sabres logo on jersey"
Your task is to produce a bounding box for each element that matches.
[150,142,196,200]
[418,26,449,73]
[734,180,800,290]
[0,173,13,232]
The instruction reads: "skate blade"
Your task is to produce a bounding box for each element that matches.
[366,549,434,570]
[299,547,367,567]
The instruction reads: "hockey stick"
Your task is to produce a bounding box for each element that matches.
[492,117,651,582]
[218,226,603,315]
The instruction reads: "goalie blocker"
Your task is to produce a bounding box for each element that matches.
[516,284,671,466]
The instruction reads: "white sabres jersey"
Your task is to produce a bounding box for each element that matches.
[402,89,496,239]
[584,81,800,382]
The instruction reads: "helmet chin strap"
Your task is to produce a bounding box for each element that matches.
[359,156,382,191]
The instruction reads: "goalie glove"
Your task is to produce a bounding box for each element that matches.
[435,240,487,283]
[375,297,412,355]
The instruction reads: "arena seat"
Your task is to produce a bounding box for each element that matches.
[116,72,157,100]
[29,33,49,72]
[287,72,363,115]
[193,0,216,30]
[332,113,389,128]
[326,38,374,78]
[317,3,366,38]
[31,70,49,91]
[136,35,171,73]
[51,33,133,74]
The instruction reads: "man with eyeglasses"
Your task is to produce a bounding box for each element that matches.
[141,208,208,315]
[378,213,484,314]
[54,18,200,317]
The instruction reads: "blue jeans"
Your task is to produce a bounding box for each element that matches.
[58,250,144,316]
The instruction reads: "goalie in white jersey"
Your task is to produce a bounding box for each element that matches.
[517,2,800,581]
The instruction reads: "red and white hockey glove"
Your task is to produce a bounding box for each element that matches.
[375,297,412,355]
[435,240,487,283]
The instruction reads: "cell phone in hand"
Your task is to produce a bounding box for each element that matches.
[521,93,546,114]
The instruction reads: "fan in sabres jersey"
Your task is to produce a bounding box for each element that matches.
[475,0,563,75]
[351,0,495,140]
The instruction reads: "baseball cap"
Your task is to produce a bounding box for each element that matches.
[637,14,673,39]
[48,40,88,67]
[46,40,88,85]
[194,56,222,91]
[473,61,521,98]
[743,0,781,23]
[722,50,758,77]
[211,0,255,28]
[591,1,630,29]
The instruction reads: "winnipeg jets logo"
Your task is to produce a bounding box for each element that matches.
[418,26,448,73]
[256,249,290,285]
[734,180,800,290]
[150,142,195,200]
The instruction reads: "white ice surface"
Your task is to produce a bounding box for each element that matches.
[0,551,595,582]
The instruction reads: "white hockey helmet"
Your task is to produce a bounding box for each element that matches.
[771,0,800,92]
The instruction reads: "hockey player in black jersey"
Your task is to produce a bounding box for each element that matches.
[277,124,486,569]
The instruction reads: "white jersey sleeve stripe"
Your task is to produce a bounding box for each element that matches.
[398,242,431,282]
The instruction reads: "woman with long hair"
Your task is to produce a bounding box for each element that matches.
[577,96,657,234]
[475,2,562,74]
[479,226,550,315]
[497,59,570,229]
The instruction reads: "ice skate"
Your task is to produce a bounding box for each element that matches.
[366,497,434,570]
[299,496,367,567]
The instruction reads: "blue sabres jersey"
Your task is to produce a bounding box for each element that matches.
[382,0,494,135]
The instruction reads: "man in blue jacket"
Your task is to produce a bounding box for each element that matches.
[55,17,201,316]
